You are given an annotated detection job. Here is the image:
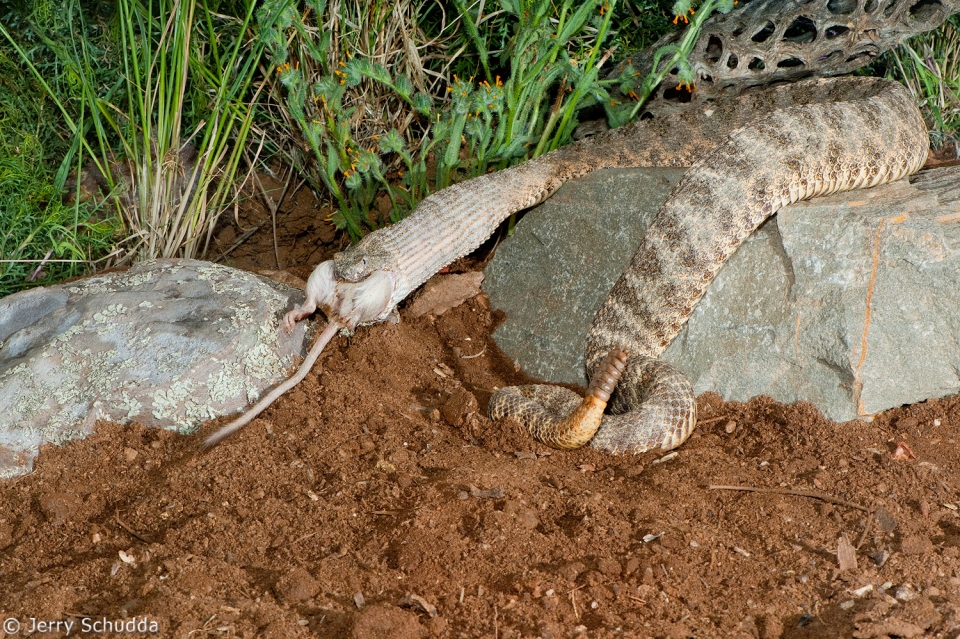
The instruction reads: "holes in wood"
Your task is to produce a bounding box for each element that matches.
[825,24,851,38]
[784,16,818,43]
[752,21,776,42]
[827,0,858,14]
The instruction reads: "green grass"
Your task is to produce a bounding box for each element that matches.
[0,114,117,296]
[2,0,844,295]
[0,14,119,297]
[0,0,270,290]
[880,15,960,152]
[255,0,717,241]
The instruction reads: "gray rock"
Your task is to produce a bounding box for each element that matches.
[484,165,960,423]
[0,259,309,477]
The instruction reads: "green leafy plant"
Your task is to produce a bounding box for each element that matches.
[259,0,628,240]
[606,0,735,126]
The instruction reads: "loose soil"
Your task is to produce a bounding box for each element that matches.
[2,172,960,639]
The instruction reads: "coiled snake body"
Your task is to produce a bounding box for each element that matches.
[330,77,927,454]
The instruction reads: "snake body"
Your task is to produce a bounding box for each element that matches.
[332,77,928,454]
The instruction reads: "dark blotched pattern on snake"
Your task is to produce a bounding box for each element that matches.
[335,77,928,454]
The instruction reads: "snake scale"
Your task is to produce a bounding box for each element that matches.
[284,77,929,454]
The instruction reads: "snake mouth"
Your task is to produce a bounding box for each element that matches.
[333,250,373,283]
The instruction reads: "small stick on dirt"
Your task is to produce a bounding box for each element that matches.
[707,484,870,512]
[856,512,875,549]
[114,513,153,544]
[571,588,579,621]
[244,148,295,270]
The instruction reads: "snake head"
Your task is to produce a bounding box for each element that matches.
[335,243,390,283]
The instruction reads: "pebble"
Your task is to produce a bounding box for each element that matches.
[894,583,919,601]
[597,558,622,577]
[441,387,478,426]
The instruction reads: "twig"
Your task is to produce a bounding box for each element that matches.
[245,153,294,270]
[707,484,870,512]
[696,415,730,426]
[856,512,875,549]
[114,512,153,544]
[216,219,271,259]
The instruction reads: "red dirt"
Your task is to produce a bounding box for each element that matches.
[2,179,960,639]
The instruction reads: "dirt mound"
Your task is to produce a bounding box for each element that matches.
[2,284,959,637]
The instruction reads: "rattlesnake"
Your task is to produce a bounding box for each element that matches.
[208,76,928,451]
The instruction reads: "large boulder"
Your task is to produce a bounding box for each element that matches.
[0,259,309,477]
[484,165,960,423]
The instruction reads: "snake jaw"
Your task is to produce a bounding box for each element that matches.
[282,261,397,333]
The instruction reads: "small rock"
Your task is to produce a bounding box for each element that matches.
[503,501,539,530]
[0,522,12,550]
[900,535,934,556]
[898,417,919,430]
[399,593,438,617]
[274,567,320,603]
[123,447,139,462]
[869,549,890,567]
[597,558,622,577]
[517,508,540,530]
[441,387,479,427]
[38,492,80,526]
[852,619,924,638]
[837,536,858,571]
[354,591,366,608]
[559,562,586,582]
[894,583,919,601]
[468,484,504,499]
[408,272,484,318]
[725,420,738,434]
[875,507,898,533]
[652,452,678,465]
[352,605,424,639]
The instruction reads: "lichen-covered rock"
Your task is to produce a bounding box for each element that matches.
[0,259,308,477]
[485,165,960,423]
